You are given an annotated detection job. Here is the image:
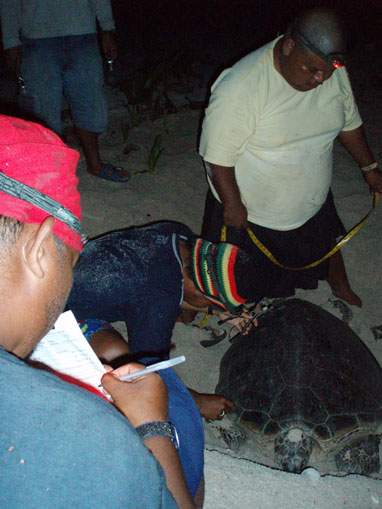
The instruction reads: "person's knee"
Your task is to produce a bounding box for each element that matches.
[89,329,130,363]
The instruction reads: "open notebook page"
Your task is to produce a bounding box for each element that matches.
[30,310,106,390]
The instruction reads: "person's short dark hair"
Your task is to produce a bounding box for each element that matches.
[0,215,25,245]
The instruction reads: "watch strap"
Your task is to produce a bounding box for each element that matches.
[135,421,179,449]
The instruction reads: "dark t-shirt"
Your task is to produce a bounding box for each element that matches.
[66,222,193,355]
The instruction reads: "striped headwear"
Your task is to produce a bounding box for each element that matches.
[191,238,252,313]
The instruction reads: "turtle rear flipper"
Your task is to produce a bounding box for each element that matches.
[335,435,380,474]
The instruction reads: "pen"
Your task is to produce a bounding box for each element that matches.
[119,355,186,382]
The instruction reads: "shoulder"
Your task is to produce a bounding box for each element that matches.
[211,38,278,100]
[0,351,175,507]
[0,348,122,420]
[329,66,356,97]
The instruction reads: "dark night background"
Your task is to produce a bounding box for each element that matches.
[111,0,381,63]
[1,1,381,109]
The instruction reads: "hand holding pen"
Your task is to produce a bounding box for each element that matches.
[101,361,170,427]
[119,356,185,381]
[100,358,185,427]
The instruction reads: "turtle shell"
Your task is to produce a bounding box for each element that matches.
[216,299,382,442]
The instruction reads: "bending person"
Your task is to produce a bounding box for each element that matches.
[66,221,257,420]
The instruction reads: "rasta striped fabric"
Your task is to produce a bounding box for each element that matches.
[191,238,249,313]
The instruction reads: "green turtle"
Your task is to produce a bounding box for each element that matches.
[210,299,382,476]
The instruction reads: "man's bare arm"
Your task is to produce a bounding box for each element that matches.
[338,126,382,195]
[209,163,248,229]
[102,367,195,508]
[144,436,195,508]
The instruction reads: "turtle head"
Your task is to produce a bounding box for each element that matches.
[274,428,313,473]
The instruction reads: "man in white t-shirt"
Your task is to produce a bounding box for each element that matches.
[199,7,382,307]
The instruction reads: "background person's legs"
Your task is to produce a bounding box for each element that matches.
[63,34,129,180]
[89,328,130,363]
[20,37,64,133]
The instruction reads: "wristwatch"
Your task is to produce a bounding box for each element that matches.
[135,421,180,449]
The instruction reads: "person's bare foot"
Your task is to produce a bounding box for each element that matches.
[331,286,362,307]
[176,309,197,323]
[188,389,235,420]
[327,251,362,307]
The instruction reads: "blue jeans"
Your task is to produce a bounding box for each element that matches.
[20,34,108,134]
[155,366,204,497]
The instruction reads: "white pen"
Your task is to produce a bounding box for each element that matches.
[119,355,186,382]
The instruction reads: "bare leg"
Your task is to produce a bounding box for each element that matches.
[74,125,130,179]
[326,250,362,307]
[193,477,205,508]
[89,329,130,363]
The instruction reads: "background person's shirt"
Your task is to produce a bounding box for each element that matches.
[199,37,362,231]
[0,0,115,50]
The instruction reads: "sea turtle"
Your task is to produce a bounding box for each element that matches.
[209,298,382,477]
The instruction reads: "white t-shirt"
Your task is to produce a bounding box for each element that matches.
[199,37,362,230]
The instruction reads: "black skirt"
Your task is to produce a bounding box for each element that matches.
[201,189,346,302]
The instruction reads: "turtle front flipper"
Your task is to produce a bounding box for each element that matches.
[274,428,313,473]
[335,435,380,474]
[204,414,247,452]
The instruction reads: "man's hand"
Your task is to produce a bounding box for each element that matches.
[364,168,382,196]
[223,201,248,230]
[5,46,22,73]
[189,390,235,420]
[101,363,168,427]
[337,127,380,196]
[101,31,117,61]
[209,163,248,229]
[215,309,257,333]
[104,364,196,508]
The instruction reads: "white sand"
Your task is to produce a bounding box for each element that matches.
[65,48,382,507]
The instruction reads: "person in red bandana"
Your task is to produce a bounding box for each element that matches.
[0,115,198,508]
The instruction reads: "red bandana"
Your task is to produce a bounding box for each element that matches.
[0,116,82,250]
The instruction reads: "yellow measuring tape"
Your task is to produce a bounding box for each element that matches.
[221,195,379,271]
[197,312,211,328]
